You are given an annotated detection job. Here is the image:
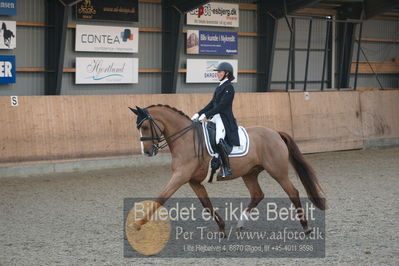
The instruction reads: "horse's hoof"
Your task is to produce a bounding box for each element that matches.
[236,226,243,232]
[305,227,312,235]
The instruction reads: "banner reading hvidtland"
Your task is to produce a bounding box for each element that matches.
[76,57,138,84]
[76,0,138,22]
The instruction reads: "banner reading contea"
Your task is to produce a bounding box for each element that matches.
[186,59,238,83]
[187,2,239,28]
[76,57,138,84]
[75,25,138,53]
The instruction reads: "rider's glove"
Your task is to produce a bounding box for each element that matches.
[191,113,199,121]
[199,114,206,121]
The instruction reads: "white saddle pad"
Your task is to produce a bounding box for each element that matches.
[202,122,250,157]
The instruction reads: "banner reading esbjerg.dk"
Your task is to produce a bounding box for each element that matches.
[187,2,239,28]
[0,55,16,83]
[187,30,237,55]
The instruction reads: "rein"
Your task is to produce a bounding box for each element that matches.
[138,110,204,157]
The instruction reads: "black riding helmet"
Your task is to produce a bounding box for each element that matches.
[214,62,235,81]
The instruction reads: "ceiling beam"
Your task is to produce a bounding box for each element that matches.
[364,0,399,19]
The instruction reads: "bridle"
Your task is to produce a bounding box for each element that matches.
[136,108,202,156]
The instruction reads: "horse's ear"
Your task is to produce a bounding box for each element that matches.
[136,106,145,114]
[128,107,139,115]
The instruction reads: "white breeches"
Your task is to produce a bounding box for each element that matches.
[210,114,225,144]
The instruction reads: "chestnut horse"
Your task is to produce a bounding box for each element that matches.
[129,104,326,234]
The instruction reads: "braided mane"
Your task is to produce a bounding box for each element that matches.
[147,104,191,120]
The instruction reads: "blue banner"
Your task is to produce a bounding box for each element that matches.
[187,30,238,55]
[0,0,16,16]
[0,55,16,83]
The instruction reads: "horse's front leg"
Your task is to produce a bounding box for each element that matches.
[133,172,190,229]
[189,181,226,236]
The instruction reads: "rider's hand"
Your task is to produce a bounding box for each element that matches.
[199,114,206,121]
[191,113,199,121]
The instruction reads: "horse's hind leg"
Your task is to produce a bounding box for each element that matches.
[276,177,311,233]
[237,169,264,230]
[265,156,311,233]
[189,181,226,236]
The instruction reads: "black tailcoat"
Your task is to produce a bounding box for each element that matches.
[198,80,240,146]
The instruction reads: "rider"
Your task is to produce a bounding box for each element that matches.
[191,62,240,178]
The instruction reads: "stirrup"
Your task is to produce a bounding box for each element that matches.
[220,166,232,178]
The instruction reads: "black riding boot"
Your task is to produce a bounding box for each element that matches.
[217,140,232,178]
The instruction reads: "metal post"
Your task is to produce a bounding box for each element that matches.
[257,2,277,92]
[321,20,331,90]
[162,1,183,94]
[331,20,336,89]
[45,0,68,95]
[291,18,296,90]
[285,16,293,92]
[354,22,363,90]
[360,47,384,89]
[303,18,313,91]
[337,22,348,90]
[55,7,68,95]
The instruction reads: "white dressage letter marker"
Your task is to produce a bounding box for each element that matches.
[10,96,18,107]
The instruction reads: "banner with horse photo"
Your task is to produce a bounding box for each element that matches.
[186,30,238,55]
[124,197,325,258]
[0,20,16,49]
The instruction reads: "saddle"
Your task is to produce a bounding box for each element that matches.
[202,121,249,158]
[201,121,250,184]
[206,122,233,155]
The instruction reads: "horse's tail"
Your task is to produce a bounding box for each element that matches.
[278,131,327,210]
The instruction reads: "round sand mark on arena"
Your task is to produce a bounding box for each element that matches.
[125,200,170,256]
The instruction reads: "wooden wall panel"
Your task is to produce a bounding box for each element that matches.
[0,93,292,164]
[2,91,398,164]
[360,90,399,140]
[289,91,363,153]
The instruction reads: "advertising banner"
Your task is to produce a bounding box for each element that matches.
[0,0,16,16]
[76,0,138,22]
[0,20,15,49]
[76,25,138,53]
[187,30,237,55]
[187,2,239,28]
[76,57,138,84]
[0,55,15,83]
[186,59,238,83]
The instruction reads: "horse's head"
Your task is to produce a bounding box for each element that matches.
[129,106,164,157]
[1,23,5,30]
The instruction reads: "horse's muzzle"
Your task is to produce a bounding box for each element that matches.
[144,145,159,157]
